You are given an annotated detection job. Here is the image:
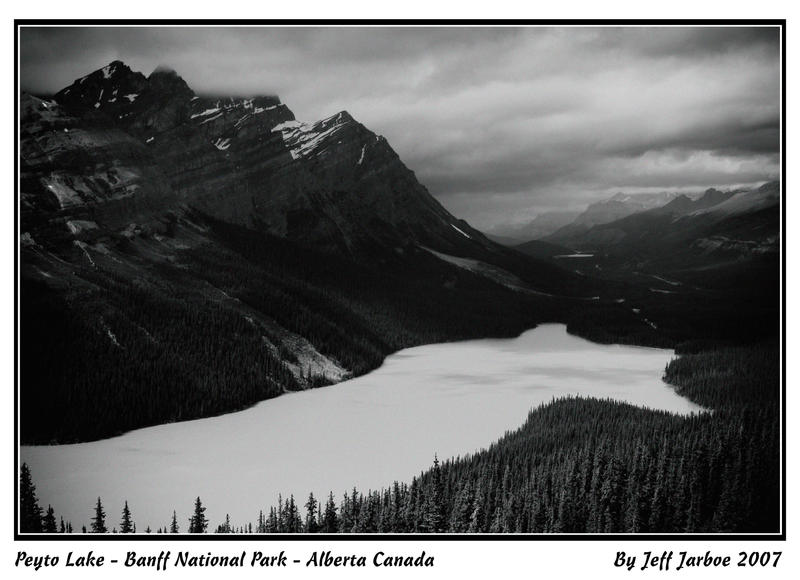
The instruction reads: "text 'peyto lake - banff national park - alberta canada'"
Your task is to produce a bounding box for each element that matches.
[16,23,782,539]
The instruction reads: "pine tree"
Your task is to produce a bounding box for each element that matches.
[339,490,352,532]
[468,480,485,533]
[189,497,207,533]
[449,482,473,532]
[170,510,179,533]
[42,505,57,533]
[304,493,319,533]
[286,496,301,533]
[322,492,338,532]
[19,463,43,532]
[91,497,107,533]
[421,456,446,532]
[120,501,134,533]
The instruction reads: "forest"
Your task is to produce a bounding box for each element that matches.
[20,340,780,534]
[22,214,567,443]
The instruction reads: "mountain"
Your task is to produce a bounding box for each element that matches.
[489,210,581,242]
[693,181,779,218]
[510,181,779,348]
[20,60,779,445]
[539,182,779,294]
[21,61,612,444]
[42,61,487,257]
[551,183,776,258]
[545,191,690,243]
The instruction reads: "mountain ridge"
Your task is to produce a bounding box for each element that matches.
[20,60,609,443]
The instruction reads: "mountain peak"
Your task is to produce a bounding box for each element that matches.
[74,60,134,84]
[54,60,148,110]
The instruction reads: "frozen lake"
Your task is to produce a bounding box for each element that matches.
[21,324,702,532]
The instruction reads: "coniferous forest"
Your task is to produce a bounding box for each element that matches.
[21,212,777,444]
[20,341,780,534]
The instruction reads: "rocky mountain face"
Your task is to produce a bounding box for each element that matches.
[29,60,487,257]
[21,61,595,443]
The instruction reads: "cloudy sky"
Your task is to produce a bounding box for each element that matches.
[20,26,780,233]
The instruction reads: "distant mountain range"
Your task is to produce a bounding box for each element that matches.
[542,182,777,260]
[490,190,698,243]
[513,182,778,301]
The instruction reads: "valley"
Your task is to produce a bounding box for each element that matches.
[17,54,781,536]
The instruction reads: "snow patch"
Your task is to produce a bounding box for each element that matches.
[213,137,231,150]
[199,112,223,125]
[124,94,138,102]
[43,178,82,208]
[73,240,96,267]
[649,274,682,286]
[253,104,278,115]
[272,116,350,159]
[272,120,304,131]
[190,107,220,119]
[106,328,121,347]
[356,144,366,166]
[451,224,471,239]
[100,318,121,348]
[66,220,99,235]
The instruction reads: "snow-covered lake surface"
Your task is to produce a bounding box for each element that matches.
[21,324,702,532]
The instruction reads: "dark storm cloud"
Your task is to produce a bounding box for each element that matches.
[20,26,780,232]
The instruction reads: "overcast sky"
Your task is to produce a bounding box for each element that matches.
[20,26,780,233]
